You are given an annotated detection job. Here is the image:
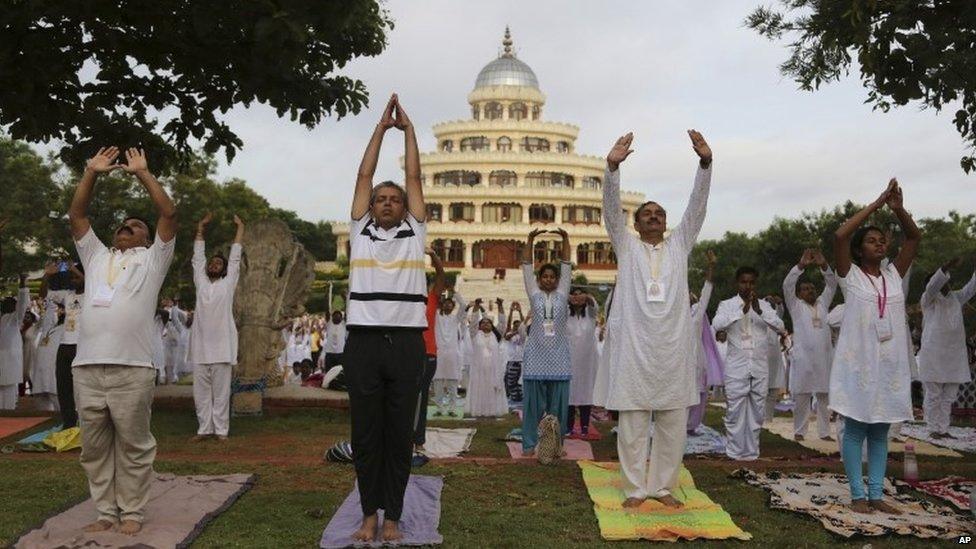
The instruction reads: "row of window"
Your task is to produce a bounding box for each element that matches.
[472,102,540,121]
[441,136,571,153]
[429,239,616,265]
[431,170,601,189]
[426,203,603,224]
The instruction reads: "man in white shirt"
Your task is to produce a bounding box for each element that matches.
[917,257,976,438]
[0,269,29,410]
[68,146,177,536]
[782,249,838,441]
[602,130,713,508]
[713,267,786,461]
[323,310,347,371]
[189,213,244,442]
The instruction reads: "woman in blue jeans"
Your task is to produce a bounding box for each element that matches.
[519,228,572,456]
[830,178,920,514]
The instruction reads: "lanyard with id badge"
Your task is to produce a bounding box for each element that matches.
[740,306,755,349]
[643,242,666,303]
[867,273,891,342]
[542,293,556,337]
[92,253,129,308]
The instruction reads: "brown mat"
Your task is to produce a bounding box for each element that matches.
[15,473,255,549]
[0,416,50,440]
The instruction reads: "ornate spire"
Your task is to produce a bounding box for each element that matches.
[501,26,513,58]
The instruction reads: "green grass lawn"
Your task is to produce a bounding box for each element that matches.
[1,406,973,548]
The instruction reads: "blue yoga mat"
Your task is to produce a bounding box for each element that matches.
[17,424,63,445]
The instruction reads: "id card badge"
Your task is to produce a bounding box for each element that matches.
[91,283,116,308]
[874,316,892,342]
[543,320,556,337]
[740,333,754,350]
[645,281,666,303]
[811,318,823,329]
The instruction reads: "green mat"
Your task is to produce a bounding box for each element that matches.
[578,461,751,542]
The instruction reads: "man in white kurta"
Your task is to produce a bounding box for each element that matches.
[602,131,712,506]
[0,277,30,410]
[713,268,786,461]
[917,259,976,437]
[433,292,465,415]
[782,250,838,440]
[188,213,243,441]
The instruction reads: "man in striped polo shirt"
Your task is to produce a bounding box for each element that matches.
[347,94,427,544]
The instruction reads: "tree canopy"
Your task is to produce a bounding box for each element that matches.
[747,0,976,173]
[0,1,393,172]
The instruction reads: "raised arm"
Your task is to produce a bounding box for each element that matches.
[351,95,396,220]
[676,130,714,250]
[227,215,245,282]
[427,248,446,297]
[817,250,838,306]
[922,259,954,305]
[69,147,123,240]
[833,180,893,277]
[522,229,546,297]
[123,149,176,243]
[233,214,245,244]
[783,249,813,308]
[886,182,921,277]
[394,97,424,221]
[954,262,976,304]
[555,228,572,296]
[603,133,634,250]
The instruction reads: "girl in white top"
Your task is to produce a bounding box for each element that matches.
[567,288,600,437]
[464,306,508,417]
[831,178,920,515]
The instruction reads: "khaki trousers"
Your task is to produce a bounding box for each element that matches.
[74,365,157,524]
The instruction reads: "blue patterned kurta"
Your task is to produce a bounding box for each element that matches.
[521,262,572,381]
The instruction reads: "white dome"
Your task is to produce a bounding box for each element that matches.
[474,56,539,90]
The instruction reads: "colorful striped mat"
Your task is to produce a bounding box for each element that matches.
[578,461,751,542]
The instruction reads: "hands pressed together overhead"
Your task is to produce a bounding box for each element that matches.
[605,130,712,171]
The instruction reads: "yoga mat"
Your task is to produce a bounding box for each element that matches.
[579,461,751,542]
[895,476,975,511]
[0,417,50,440]
[320,475,443,548]
[506,439,594,461]
[733,469,972,539]
[422,428,476,459]
[683,426,726,455]
[17,424,63,445]
[900,423,976,454]
[15,473,255,549]
[763,416,961,457]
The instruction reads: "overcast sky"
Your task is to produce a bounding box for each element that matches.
[49,1,976,239]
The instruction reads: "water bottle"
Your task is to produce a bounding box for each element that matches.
[903,443,918,485]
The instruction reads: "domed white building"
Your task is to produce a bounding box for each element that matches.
[334,28,645,283]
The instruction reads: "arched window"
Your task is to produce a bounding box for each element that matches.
[509,102,528,121]
[520,137,550,152]
[576,242,616,268]
[582,176,601,189]
[525,171,574,188]
[489,170,516,187]
[485,102,503,120]
[562,205,602,224]
[460,136,489,152]
[449,202,475,222]
[556,141,571,153]
[531,105,541,120]
[434,171,481,187]
[440,140,454,152]
[529,203,555,224]
[497,136,512,152]
[482,203,522,224]
[426,203,443,222]
[471,105,480,120]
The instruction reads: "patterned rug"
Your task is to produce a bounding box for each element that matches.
[733,469,973,539]
[900,423,976,454]
[895,476,975,511]
[579,461,751,542]
[763,416,961,457]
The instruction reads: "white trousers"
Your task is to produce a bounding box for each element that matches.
[431,379,459,414]
[724,375,767,461]
[163,345,180,383]
[794,392,831,438]
[618,408,687,499]
[193,363,232,436]
[0,384,17,410]
[923,382,959,434]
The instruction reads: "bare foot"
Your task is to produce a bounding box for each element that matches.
[793,434,805,441]
[118,520,142,535]
[216,435,228,441]
[820,436,835,442]
[651,494,684,508]
[381,519,404,542]
[82,519,114,533]
[869,499,902,515]
[622,497,646,508]
[352,514,378,542]
[850,499,873,514]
